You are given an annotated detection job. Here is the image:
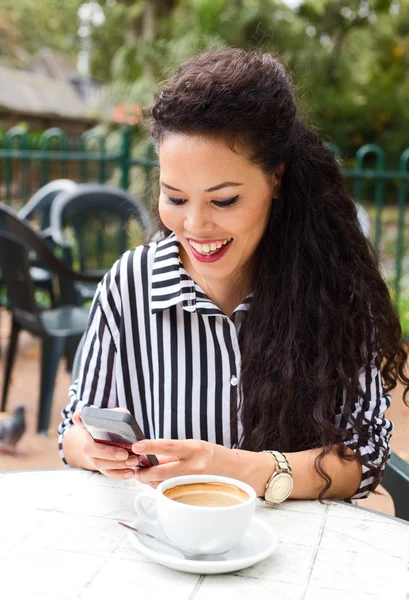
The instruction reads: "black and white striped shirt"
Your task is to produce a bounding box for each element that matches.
[58,233,393,499]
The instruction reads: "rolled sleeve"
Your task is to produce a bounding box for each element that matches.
[336,361,394,499]
[57,285,118,465]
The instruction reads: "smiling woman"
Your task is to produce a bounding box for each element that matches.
[157,135,276,315]
[59,48,409,505]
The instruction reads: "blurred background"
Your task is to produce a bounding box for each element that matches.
[2,0,409,314]
[0,1,408,517]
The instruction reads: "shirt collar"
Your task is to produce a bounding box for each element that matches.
[151,233,252,316]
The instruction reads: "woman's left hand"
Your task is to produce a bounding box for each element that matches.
[125,439,235,485]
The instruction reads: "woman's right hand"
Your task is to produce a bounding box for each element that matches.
[72,408,136,480]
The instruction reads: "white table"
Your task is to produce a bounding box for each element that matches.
[1,469,408,600]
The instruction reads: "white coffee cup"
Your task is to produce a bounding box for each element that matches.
[134,474,256,555]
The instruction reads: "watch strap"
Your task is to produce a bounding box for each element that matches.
[262,450,293,503]
[264,450,293,477]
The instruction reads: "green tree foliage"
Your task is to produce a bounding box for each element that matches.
[1,0,408,163]
[0,0,81,62]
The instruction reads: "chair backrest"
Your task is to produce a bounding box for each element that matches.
[18,179,77,230]
[49,184,152,273]
[0,203,102,304]
[0,231,43,333]
[72,331,87,382]
[383,451,409,522]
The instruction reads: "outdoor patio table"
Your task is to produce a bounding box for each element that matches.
[1,468,408,600]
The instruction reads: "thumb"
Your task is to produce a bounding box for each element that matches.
[72,409,85,428]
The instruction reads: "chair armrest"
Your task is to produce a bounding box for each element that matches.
[41,226,72,249]
[383,451,409,521]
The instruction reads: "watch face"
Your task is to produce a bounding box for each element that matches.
[265,473,293,503]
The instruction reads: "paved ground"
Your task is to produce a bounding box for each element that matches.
[1,307,408,516]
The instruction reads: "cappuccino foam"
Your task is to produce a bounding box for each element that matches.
[163,482,249,507]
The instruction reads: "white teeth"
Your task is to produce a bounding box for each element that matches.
[189,238,232,255]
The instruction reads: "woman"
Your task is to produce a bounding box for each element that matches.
[58,48,409,502]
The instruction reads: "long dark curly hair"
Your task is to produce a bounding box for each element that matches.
[146,48,409,496]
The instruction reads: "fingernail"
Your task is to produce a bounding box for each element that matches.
[132,442,145,451]
[125,458,139,467]
[124,471,134,479]
[115,450,128,460]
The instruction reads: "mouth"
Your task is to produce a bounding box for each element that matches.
[188,237,233,256]
[186,237,233,263]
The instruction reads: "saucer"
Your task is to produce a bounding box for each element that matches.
[126,516,278,574]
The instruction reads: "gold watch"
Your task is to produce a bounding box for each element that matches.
[262,450,293,504]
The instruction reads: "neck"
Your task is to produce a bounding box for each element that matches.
[203,275,250,316]
[180,246,253,316]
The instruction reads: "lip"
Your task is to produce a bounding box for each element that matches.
[187,237,231,244]
[187,238,233,263]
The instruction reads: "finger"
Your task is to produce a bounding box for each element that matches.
[132,438,203,458]
[125,454,178,468]
[82,437,130,462]
[93,457,135,472]
[72,410,86,428]
[133,460,200,484]
[100,468,136,481]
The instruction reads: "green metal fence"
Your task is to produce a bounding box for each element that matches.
[1,127,408,335]
[341,144,409,335]
[0,126,157,207]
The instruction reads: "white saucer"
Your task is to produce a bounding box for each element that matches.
[126,515,278,574]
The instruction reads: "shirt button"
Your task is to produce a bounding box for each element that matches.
[230,376,238,386]
[187,300,193,306]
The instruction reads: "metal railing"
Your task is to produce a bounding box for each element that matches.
[1,127,408,334]
[0,126,157,207]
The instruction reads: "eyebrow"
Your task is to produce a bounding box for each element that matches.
[160,181,244,193]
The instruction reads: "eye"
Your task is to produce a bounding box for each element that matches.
[166,197,187,206]
[212,195,240,208]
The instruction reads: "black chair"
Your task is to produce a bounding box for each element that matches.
[1,178,75,318]
[0,202,57,354]
[0,203,101,434]
[18,179,78,231]
[47,184,152,302]
[71,331,87,383]
[18,180,79,305]
[383,451,409,522]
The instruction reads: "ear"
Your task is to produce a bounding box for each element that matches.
[272,163,286,199]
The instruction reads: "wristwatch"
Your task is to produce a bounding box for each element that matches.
[262,450,293,504]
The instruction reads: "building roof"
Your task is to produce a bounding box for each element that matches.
[30,48,80,81]
[0,65,95,121]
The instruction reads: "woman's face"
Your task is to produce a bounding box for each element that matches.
[158,133,275,287]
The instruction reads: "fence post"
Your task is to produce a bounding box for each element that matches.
[40,128,68,184]
[80,130,106,183]
[395,148,409,309]
[120,126,131,190]
[4,127,30,205]
[143,137,157,204]
[355,144,385,252]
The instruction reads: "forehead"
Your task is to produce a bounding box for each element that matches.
[158,133,262,182]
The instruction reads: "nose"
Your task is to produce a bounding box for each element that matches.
[183,203,213,233]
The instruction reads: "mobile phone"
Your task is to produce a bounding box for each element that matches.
[80,406,158,467]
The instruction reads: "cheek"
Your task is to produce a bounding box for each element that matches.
[235,202,271,239]
[158,199,180,230]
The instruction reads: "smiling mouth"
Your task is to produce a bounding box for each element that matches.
[188,238,233,256]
